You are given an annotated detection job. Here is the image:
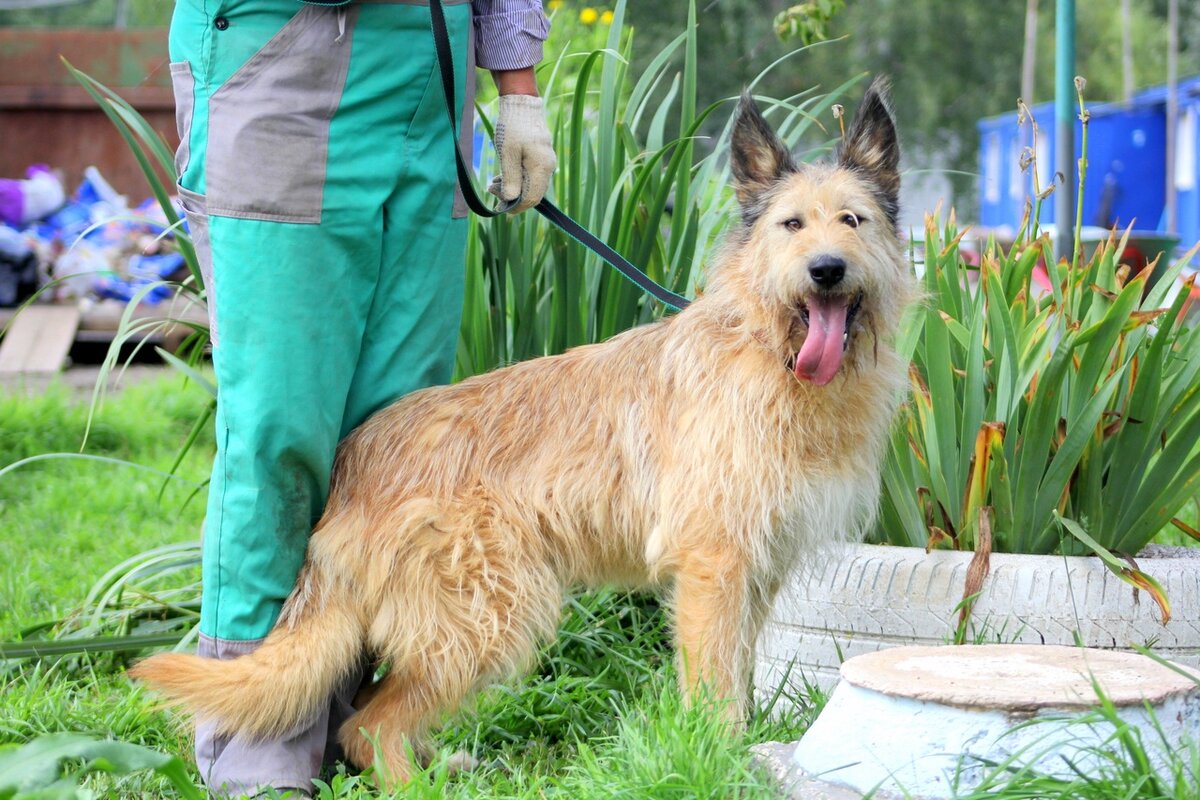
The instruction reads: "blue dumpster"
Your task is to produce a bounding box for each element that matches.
[978,99,1165,233]
[1149,78,1200,253]
[978,112,1028,230]
[1178,92,1199,253]
[979,74,1200,260]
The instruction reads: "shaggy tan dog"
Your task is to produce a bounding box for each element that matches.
[132,77,915,783]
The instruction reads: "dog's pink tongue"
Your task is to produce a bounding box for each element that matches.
[794,296,849,386]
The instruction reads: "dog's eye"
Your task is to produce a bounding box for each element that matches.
[840,212,862,228]
[783,218,804,232]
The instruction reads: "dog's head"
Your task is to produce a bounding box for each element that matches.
[725,77,912,386]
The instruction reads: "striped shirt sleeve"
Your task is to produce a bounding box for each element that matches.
[471,0,551,71]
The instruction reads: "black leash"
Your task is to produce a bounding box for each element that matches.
[428,0,691,312]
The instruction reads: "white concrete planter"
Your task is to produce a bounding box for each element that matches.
[755,542,1200,694]
[757,645,1200,799]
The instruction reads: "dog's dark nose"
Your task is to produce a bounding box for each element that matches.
[808,256,846,288]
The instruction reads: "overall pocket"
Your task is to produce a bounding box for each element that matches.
[178,187,219,345]
[169,61,196,180]
[205,4,357,223]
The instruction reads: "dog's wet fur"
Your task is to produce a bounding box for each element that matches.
[132,77,916,785]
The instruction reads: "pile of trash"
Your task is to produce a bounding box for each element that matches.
[0,164,188,308]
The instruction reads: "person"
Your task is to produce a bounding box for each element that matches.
[165,0,556,794]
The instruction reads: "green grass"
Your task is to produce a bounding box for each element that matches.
[1153,499,1200,549]
[0,375,211,641]
[0,375,207,796]
[0,599,816,799]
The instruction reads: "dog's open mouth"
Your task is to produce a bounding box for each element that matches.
[791,292,863,385]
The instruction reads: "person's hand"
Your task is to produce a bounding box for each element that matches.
[489,94,556,213]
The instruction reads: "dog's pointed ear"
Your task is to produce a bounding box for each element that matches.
[838,76,901,225]
[731,92,796,211]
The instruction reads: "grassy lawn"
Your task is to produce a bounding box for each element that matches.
[0,374,210,796]
[0,375,210,640]
[1,372,1196,799]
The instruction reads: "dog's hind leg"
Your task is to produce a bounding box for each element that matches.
[338,668,435,783]
[338,515,562,785]
[671,543,752,729]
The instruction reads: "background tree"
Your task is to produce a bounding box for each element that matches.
[627,0,1200,218]
[3,0,1199,219]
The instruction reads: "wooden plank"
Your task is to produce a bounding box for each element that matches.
[0,305,81,374]
[0,85,176,111]
[0,27,175,197]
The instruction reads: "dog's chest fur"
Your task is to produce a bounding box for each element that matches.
[628,312,903,585]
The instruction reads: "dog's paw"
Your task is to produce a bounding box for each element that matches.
[444,749,481,775]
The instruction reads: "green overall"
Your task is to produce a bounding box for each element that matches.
[170,0,471,646]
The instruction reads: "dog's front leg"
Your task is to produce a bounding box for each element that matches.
[672,546,751,730]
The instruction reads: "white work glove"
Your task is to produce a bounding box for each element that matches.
[489,94,556,213]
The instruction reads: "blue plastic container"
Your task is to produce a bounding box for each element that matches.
[979,75,1200,260]
[1162,81,1200,254]
[978,99,1165,232]
[978,110,1030,230]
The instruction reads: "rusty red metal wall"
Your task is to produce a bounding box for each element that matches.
[0,28,178,200]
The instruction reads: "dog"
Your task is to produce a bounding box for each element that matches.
[131,77,915,783]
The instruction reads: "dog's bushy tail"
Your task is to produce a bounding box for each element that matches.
[129,558,364,740]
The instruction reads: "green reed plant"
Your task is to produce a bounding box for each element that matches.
[0,65,212,664]
[61,58,215,462]
[457,0,853,377]
[875,213,1200,617]
[874,82,1200,618]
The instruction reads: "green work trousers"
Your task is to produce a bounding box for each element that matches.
[169,0,470,790]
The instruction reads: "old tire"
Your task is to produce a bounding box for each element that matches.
[755,543,1200,695]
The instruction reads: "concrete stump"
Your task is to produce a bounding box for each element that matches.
[757,644,1200,799]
